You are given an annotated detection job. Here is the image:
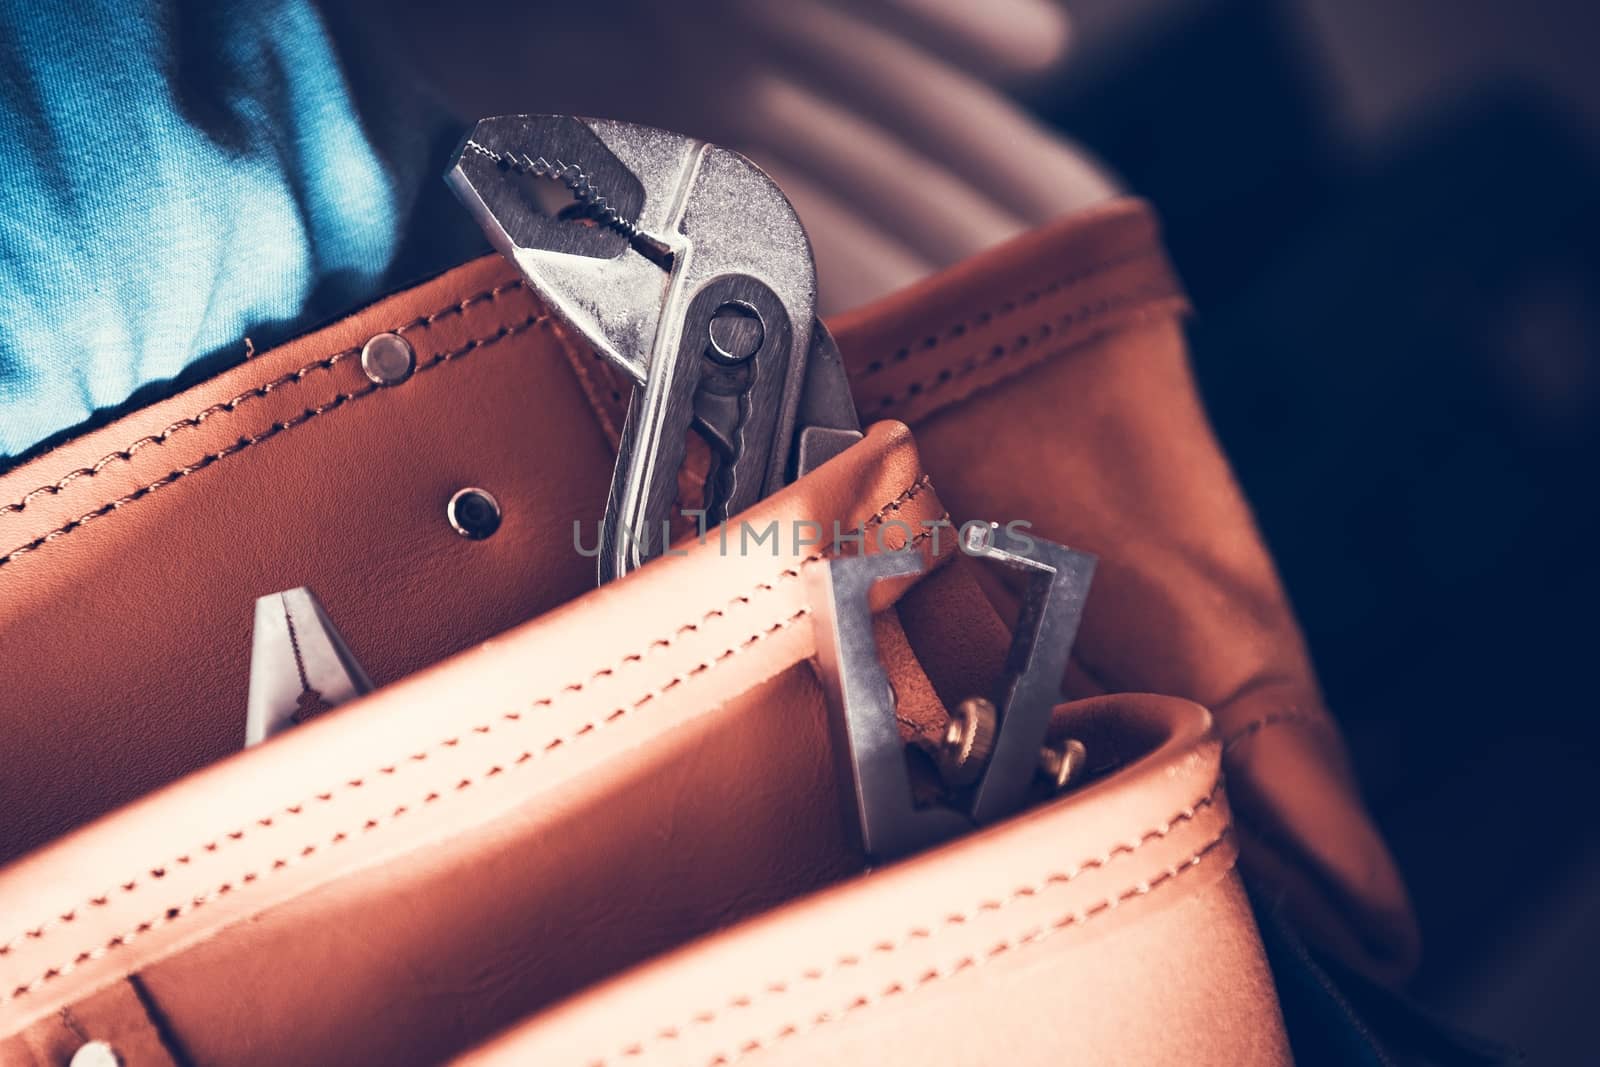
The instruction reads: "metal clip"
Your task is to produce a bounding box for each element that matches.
[447,115,861,584]
[807,525,1096,862]
[245,587,373,747]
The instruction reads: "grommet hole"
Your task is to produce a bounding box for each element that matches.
[447,487,501,540]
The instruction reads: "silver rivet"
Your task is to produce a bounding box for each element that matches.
[447,488,501,540]
[361,332,415,386]
[70,1041,122,1067]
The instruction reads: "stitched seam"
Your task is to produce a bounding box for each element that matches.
[691,827,1232,1067]
[0,478,939,977]
[612,781,1223,1061]
[1,607,814,1007]
[864,282,1181,418]
[0,280,528,520]
[1221,711,1334,753]
[559,333,627,448]
[734,832,1229,1066]
[0,311,547,569]
[851,247,1164,383]
[3,517,945,1004]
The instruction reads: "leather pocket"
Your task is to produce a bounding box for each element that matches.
[0,426,1286,1065]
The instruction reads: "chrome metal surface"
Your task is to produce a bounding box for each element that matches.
[706,301,764,364]
[447,115,862,584]
[792,320,862,479]
[960,522,1097,823]
[807,550,970,862]
[600,272,798,575]
[246,588,374,747]
[810,527,1097,861]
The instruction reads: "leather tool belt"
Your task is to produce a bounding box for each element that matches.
[0,200,1415,1065]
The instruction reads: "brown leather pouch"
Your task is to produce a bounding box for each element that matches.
[0,199,1411,1063]
[0,421,1291,1065]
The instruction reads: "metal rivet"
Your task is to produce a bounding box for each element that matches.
[706,301,764,364]
[361,332,415,386]
[447,488,501,540]
[70,1041,122,1067]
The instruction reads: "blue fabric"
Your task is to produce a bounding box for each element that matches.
[0,0,476,463]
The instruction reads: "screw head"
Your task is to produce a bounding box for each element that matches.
[447,487,502,540]
[361,332,415,386]
[706,302,764,364]
[1038,738,1088,793]
[937,697,998,787]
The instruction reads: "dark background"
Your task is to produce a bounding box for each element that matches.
[1028,0,1598,1059]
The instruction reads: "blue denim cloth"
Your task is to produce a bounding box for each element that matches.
[0,0,479,463]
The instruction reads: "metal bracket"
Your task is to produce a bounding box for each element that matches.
[808,550,971,861]
[960,523,1096,823]
[806,524,1096,862]
[245,588,373,747]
